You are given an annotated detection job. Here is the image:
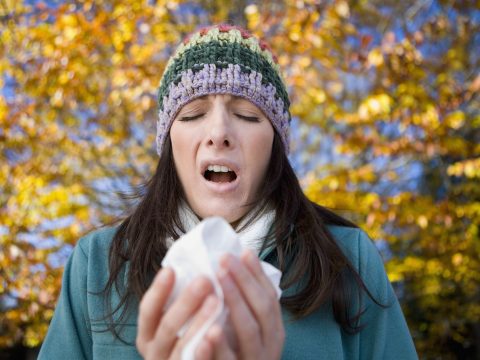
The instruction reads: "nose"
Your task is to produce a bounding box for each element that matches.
[206,104,233,150]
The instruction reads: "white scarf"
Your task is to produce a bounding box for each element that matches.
[167,202,276,255]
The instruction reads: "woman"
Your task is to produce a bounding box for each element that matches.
[38,24,417,359]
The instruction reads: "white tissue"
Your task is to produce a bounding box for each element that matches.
[161,216,282,360]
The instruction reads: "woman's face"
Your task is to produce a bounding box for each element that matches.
[170,94,274,224]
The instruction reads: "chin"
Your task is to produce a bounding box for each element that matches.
[195,203,247,224]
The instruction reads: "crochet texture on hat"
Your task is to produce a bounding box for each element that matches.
[156,24,291,156]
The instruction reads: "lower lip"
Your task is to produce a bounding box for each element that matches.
[202,175,240,193]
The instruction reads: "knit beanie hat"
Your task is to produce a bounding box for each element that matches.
[156,24,291,156]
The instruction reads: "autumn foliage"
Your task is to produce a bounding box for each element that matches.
[1,0,479,358]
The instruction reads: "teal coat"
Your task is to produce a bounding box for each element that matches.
[38,225,418,359]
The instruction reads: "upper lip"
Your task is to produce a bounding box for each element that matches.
[200,158,240,176]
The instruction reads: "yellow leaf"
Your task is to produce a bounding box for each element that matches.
[444,111,465,129]
[367,48,384,67]
[335,1,350,18]
[60,14,78,27]
[417,215,428,229]
[452,253,463,266]
[50,89,64,107]
[0,96,6,123]
[358,94,392,119]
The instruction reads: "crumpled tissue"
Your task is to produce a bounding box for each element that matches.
[161,216,282,360]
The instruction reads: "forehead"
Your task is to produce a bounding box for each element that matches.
[185,94,255,106]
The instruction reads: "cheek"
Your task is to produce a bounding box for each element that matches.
[170,125,196,182]
[246,128,274,189]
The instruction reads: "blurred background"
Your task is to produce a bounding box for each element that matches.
[0,0,479,359]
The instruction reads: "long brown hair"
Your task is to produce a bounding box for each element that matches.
[98,132,382,342]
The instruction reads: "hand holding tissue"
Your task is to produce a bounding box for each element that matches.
[161,216,282,360]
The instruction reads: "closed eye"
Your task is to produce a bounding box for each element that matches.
[179,114,204,121]
[235,114,259,122]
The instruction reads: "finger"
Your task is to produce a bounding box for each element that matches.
[205,324,236,360]
[136,268,175,354]
[218,269,261,358]
[241,249,279,300]
[230,253,285,359]
[175,295,219,349]
[194,338,213,360]
[241,250,284,332]
[153,276,214,358]
[220,254,277,339]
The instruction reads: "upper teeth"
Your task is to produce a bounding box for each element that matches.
[208,165,232,172]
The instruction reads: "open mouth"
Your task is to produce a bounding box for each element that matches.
[203,165,238,183]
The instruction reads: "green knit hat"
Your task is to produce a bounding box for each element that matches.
[156,24,291,155]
